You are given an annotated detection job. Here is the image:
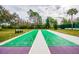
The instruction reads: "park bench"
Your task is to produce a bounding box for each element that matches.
[15,29,23,33]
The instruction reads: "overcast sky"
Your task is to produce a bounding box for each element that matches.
[2,5,79,24]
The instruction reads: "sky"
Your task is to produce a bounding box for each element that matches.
[2,5,79,24]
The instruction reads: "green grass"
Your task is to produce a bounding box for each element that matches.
[0,29,32,42]
[51,29,79,37]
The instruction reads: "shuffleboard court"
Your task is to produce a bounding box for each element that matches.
[0,30,38,54]
[41,30,79,54]
[41,30,78,46]
[0,30,38,47]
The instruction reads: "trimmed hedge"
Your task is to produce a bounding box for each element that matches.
[58,23,79,29]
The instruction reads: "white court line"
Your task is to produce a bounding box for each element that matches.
[0,30,33,45]
[48,30,79,45]
[29,30,50,54]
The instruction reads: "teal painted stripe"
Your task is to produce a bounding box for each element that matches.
[0,30,38,47]
[41,30,78,46]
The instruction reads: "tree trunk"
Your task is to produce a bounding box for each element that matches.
[71,15,73,30]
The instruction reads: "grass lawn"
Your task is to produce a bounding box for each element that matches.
[51,29,79,37]
[0,29,32,42]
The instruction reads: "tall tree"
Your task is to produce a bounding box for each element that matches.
[10,13,20,26]
[27,9,42,28]
[48,17,55,27]
[0,5,14,22]
[53,20,58,30]
[46,17,50,29]
[67,8,78,29]
[61,18,68,25]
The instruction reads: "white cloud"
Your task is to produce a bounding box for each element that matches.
[2,5,79,24]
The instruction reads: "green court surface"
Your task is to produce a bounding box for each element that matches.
[0,30,38,47]
[41,30,78,46]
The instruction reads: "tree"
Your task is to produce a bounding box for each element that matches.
[67,8,78,30]
[60,18,71,29]
[0,6,12,22]
[61,18,68,25]
[38,16,42,25]
[0,5,6,22]
[0,5,16,28]
[10,13,20,26]
[45,17,58,29]
[53,20,58,30]
[0,5,17,23]
[46,17,50,29]
[48,17,55,27]
[0,5,24,29]
[27,9,42,28]
[74,17,79,28]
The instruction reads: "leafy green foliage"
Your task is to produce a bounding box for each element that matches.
[67,8,78,29]
[46,17,50,29]
[53,20,58,30]
[67,8,78,15]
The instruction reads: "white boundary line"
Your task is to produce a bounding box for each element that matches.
[0,30,33,45]
[47,30,79,45]
[29,30,50,54]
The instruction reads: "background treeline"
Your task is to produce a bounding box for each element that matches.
[0,5,79,30]
[58,18,79,29]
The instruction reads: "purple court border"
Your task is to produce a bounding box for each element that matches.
[49,46,79,54]
[0,47,31,54]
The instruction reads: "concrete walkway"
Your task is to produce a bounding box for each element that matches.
[48,30,79,45]
[29,30,50,54]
